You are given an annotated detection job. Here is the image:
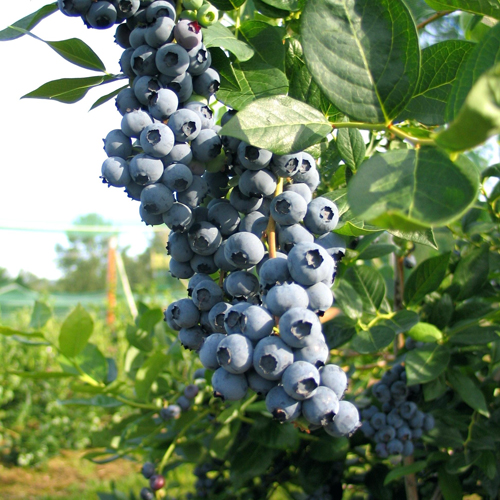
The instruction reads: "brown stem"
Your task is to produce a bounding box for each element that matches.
[320,307,341,324]
[265,178,284,259]
[404,456,419,500]
[417,10,453,30]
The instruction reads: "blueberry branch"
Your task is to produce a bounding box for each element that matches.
[266,177,284,259]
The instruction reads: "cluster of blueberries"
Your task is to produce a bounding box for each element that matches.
[58,0,218,31]
[360,364,435,458]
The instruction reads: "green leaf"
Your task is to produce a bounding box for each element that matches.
[0,3,58,41]
[404,252,451,306]
[446,21,500,121]
[343,265,386,315]
[301,0,420,123]
[210,0,246,10]
[448,243,489,300]
[348,149,479,231]
[402,40,475,125]
[260,0,300,11]
[250,419,300,450]
[239,21,286,71]
[351,325,395,354]
[126,325,154,352]
[308,436,349,462]
[357,244,397,261]
[437,62,500,151]
[22,75,112,104]
[220,95,331,154]
[449,325,499,345]
[29,301,52,329]
[11,29,106,72]
[333,280,364,320]
[438,466,463,500]
[60,343,108,383]
[323,317,357,349]
[390,310,420,333]
[405,344,450,385]
[90,84,128,111]
[384,461,427,485]
[336,127,366,171]
[202,22,254,62]
[216,60,289,110]
[407,322,443,342]
[210,421,241,458]
[230,442,277,488]
[7,370,75,380]
[134,351,169,401]
[0,326,45,338]
[423,373,448,401]
[388,228,438,249]
[447,368,490,417]
[424,0,500,20]
[254,0,290,17]
[59,304,94,358]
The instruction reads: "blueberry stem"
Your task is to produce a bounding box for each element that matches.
[266,177,284,258]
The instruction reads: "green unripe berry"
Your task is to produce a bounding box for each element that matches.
[179,9,197,21]
[183,0,204,10]
[197,3,218,27]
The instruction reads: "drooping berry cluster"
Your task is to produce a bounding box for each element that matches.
[360,364,435,457]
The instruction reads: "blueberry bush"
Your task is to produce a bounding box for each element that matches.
[1,0,500,499]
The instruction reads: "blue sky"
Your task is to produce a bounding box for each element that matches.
[0,2,154,280]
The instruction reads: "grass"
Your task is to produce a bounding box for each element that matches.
[0,450,144,500]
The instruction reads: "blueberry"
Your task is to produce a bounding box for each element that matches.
[370,412,387,430]
[115,88,141,115]
[114,0,140,19]
[372,382,392,403]
[246,369,278,396]
[140,205,164,226]
[212,367,248,401]
[208,202,240,236]
[174,19,203,50]
[265,385,302,422]
[179,325,207,351]
[208,302,232,333]
[192,129,222,163]
[390,380,409,401]
[177,175,209,208]
[278,223,314,253]
[199,333,226,370]
[146,0,176,22]
[134,76,162,107]
[188,222,222,256]
[386,439,404,455]
[278,307,322,349]
[141,461,156,479]
[213,242,238,272]
[161,71,193,102]
[325,400,360,437]
[184,384,200,399]
[184,101,215,129]
[193,68,220,98]
[101,157,131,187]
[121,109,153,138]
[375,443,388,458]
[402,440,414,456]
[239,211,269,238]
[315,232,346,261]
[177,395,191,411]
[223,302,251,333]
[190,253,218,274]
[140,122,175,158]
[192,279,223,310]
[140,183,175,214]
[58,0,92,17]
[238,305,275,342]
[253,335,294,381]
[150,474,166,491]
[125,180,144,201]
[387,409,404,429]
[304,197,340,235]
[361,420,375,437]
[145,16,175,47]
[167,108,202,142]
[265,283,309,317]
[140,487,155,500]
[166,230,193,261]
[161,404,182,421]
[271,152,303,178]
[170,258,195,279]
[86,1,117,29]
[361,405,378,420]
[224,232,265,269]
[375,425,396,443]
[239,169,277,198]
[229,187,263,214]
[161,163,193,192]
[258,257,291,293]
[284,182,313,204]
[216,334,254,374]
[148,88,179,121]
[319,364,348,400]
[306,282,334,315]
[397,425,412,441]
[236,142,272,170]
[129,25,147,48]
[287,242,336,286]
[130,154,164,186]
[196,2,218,27]
[165,298,200,329]
[131,44,158,77]
[293,339,330,368]
[399,401,418,420]
[423,413,435,431]
[270,191,308,226]
[103,129,132,159]
[282,361,320,401]
[224,271,260,300]
[302,385,339,425]
[119,47,135,77]
[163,142,193,166]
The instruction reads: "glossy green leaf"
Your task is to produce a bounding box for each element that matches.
[404,252,451,306]
[437,62,500,151]
[323,316,357,348]
[59,304,94,358]
[12,29,107,72]
[438,467,464,500]
[384,461,427,485]
[209,47,240,90]
[390,310,420,333]
[216,60,289,110]
[250,419,299,450]
[405,344,450,385]
[449,325,499,345]
[447,368,490,417]
[424,0,500,20]
[0,326,45,338]
[126,325,154,352]
[60,343,108,383]
[254,0,290,17]
[260,0,300,11]
[29,301,52,330]
[351,325,395,354]
[210,0,246,9]
[301,0,420,123]
[357,244,397,261]
[448,243,489,300]
[446,21,500,121]
[0,3,58,41]
[423,373,448,401]
[388,228,438,249]
[135,351,169,401]
[90,84,127,111]
[202,22,254,62]
[402,40,474,125]
[407,322,443,342]
[22,75,111,104]
[344,265,386,315]
[333,280,364,320]
[337,127,366,171]
[308,436,349,462]
[230,442,277,488]
[220,96,331,154]
[348,149,479,230]
[239,21,286,71]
